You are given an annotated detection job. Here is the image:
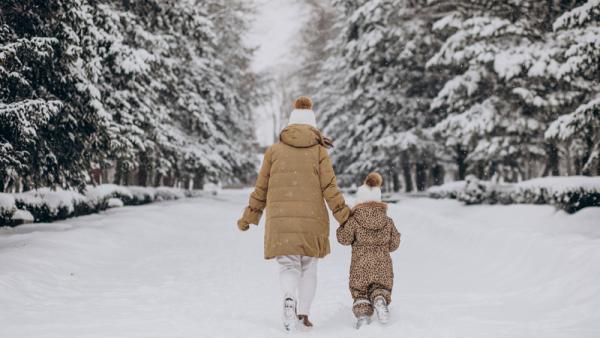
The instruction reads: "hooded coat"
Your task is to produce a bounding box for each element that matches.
[238,124,350,259]
[336,201,401,304]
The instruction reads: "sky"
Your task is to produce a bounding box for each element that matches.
[245,0,309,146]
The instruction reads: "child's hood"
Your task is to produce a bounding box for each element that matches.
[351,201,389,230]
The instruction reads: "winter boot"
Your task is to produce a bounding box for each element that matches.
[297,315,313,330]
[282,297,297,332]
[373,296,389,324]
[355,315,371,329]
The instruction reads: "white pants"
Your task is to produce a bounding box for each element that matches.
[276,255,318,316]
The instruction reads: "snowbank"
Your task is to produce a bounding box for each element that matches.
[14,188,88,222]
[1,185,202,226]
[428,175,600,213]
[84,184,133,205]
[427,180,465,199]
[0,193,17,224]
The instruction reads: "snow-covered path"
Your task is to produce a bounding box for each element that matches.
[1,190,599,338]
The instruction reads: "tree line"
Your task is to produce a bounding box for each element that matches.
[293,0,599,191]
[0,0,258,192]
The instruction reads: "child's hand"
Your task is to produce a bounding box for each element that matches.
[237,219,250,231]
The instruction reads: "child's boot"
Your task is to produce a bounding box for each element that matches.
[282,297,297,332]
[355,315,371,329]
[373,295,389,324]
[353,299,373,329]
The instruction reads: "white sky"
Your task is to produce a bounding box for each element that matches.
[246,0,306,74]
[245,0,309,146]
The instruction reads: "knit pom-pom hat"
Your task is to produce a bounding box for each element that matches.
[288,96,316,127]
[356,172,382,204]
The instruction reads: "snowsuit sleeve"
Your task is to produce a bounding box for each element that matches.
[239,148,272,226]
[388,218,401,252]
[336,215,357,246]
[319,146,350,225]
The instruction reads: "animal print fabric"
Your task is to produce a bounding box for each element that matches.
[336,201,400,311]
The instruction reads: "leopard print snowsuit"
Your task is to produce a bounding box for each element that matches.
[336,201,401,318]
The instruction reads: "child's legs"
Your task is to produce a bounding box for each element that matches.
[297,256,318,315]
[368,283,392,304]
[276,255,302,299]
[351,288,374,318]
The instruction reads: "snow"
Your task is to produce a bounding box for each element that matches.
[14,188,86,215]
[514,175,600,193]
[12,209,33,222]
[553,0,600,30]
[1,190,599,337]
[84,184,133,204]
[107,198,124,208]
[427,180,466,199]
[0,193,16,212]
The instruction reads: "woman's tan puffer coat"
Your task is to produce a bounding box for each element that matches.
[238,124,350,259]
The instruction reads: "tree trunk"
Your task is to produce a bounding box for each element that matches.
[430,164,444,186]
[193,172,204,190]
[114,160,124,185]
[455,145,467,180]
[123,168,132,186]
[101,166,109,185]
[401,153,413,192]
[487,162,497,181]
[474,162,483,179]
[391,169,401,192]
[543,143,560,176]
[415,161,427,191]
[137,154,149,186]
[154,172,162,187]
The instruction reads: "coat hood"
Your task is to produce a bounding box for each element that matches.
[280,124,333,149]
[351,201,388,230]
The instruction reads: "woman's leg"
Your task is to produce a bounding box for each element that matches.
[276,255,301,299]
[297,256,318,315]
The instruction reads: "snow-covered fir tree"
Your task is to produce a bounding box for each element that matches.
[545,0,600,175]
[315,0,446,191]
[0,0,259,192]
[424,0,598,182]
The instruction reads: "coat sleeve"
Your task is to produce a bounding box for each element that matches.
[239,147,272,226]
[388,218,401,252]
[336,215,357,246]
[319,146,351,225]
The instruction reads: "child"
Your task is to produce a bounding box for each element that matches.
[336,172,401,329]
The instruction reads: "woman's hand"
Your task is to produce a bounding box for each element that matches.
[237,219,250,231]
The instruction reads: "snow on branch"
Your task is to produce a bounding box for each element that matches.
[427,16,532,67]
[0,100,63,139]
[430,67,487,110]
[553,0,600,30]
[545,96,600,140]
[432,97,499,144]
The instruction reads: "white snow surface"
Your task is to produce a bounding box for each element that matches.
[1,190,599,337]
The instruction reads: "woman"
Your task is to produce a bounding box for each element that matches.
[237,96,350,332]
